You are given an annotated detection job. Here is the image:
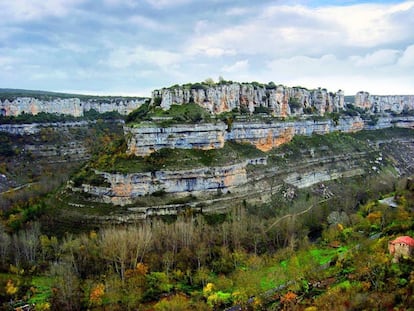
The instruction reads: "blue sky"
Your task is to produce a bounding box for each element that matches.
[0,0,413,96]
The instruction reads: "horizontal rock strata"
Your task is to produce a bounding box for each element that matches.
[355,92,414,114]
[74,159,268,205]
[0,97,146,117]
[125,116,414,156]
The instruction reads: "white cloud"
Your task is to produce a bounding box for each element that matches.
[265,46,414,95]
[1,0,413,96]
[103,0,137,7]
[398,45,414,67]
[144,0,194,9]
[0,0,84,22]
[188,1,414,59]
[106,46,182,69]
[225,7,250,16]
[222,60,249,73]
[350,49,401,67]
[128,15,167,31]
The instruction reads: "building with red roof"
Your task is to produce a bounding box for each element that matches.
[388,236,414,263]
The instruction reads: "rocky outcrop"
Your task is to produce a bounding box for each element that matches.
[152,83,344,117]
[76,159,267,205]
[0,96,146,117]
[0,121,92,135]
[125,123,226,157]
[354,92,414,114]
[125,116,414,156]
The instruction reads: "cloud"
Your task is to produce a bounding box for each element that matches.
[222,60,249,73]
[265,46,414,94]
[225,7,250,16]
[350,49,401,67]
[103,0,137,7]
[397,44,414,67]
[128,15,167,31]
[0,0,413,96]
[188,1,414,59]
[144,0,194,9]
[106,46,182,69]
[0,0,85,22]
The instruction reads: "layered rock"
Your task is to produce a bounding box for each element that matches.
[125,123,226,157]
[78,160,266,205]
[355,92,414,114]
[0,121,91,135]
[152,83,344,117]
[0,96,146,117]
[125,116,412,156]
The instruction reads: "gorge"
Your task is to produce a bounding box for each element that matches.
[1,83,414,221]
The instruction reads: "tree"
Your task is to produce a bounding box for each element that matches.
[0,225,11,266]
[204,78,215,86]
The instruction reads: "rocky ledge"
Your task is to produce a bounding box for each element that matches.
[125,116,414,156]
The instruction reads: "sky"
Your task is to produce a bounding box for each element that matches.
[0,0,413,96]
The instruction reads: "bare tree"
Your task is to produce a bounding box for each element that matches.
[0,224,11,266]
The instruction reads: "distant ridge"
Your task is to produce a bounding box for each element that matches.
[0,88,145,100]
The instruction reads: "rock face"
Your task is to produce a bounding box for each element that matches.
[0,96,146,117]
[126,123,226,157]
[355,92,414,114]
[0,121,92,135]
[152,83,344,117]
[125,116,414,156]
[77,160,267,205]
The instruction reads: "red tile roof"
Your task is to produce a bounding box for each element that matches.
[391,236,414,247]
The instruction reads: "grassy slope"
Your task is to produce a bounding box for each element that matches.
[201,188,414,310]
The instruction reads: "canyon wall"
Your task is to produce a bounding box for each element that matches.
[2,86,414,119]
[125,116,414,156]
[0,96,146,117]
[152,83,344,117]
[355,92,414,114]
[76,159,268,205]
[126,123,226,157]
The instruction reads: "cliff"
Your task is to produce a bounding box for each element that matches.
[152,83,344,117]
[76,160,259,206]
[0,96,146,117]
[67,128,414,218]
[125,116,414,156]
[355,92,414,114]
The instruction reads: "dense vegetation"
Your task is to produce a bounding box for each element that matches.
[0,120,125,231]
[0,176,413,310]
[80,140,265,175]
[126,102,212,125]
[0,110,123,124]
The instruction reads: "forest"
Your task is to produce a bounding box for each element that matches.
[1,169,413,310]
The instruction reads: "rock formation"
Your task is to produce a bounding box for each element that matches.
[125,116,414,157]
[355,92,414,114]
[0,96,146,117]
[152,83,344,117]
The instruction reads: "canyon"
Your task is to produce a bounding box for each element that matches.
[1,84,414,221]
[72,116,414,217]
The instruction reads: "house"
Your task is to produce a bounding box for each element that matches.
[388,236,414,263]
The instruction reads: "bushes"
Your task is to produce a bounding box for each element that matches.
[126,103,211,125]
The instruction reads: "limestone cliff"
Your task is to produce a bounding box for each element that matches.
[0,96,146,117]
[77,161,261,206]
[125,116,414,156]
[125,123,226,157]
[355,92,414,114]
[152,83,344,117]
